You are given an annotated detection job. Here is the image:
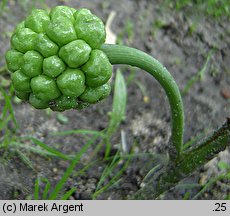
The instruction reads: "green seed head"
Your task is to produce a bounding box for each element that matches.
[6,6,112,111]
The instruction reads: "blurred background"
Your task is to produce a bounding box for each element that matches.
[0,0,229,200]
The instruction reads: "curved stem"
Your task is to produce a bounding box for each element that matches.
[101,44,184,158]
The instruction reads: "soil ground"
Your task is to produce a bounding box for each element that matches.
[0,0,229,199]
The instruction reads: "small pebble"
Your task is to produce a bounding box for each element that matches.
[52,167,58,173]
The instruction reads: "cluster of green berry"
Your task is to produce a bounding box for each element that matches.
[5,6,112,111]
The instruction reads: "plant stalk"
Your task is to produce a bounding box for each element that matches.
[159,117,230,185]
[134,118,230,199]
[101,44,184,159]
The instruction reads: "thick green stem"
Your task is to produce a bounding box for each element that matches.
[133,118,230,199]
[101,44,230,199]
[155,118,230,195]
[101,44,184,158]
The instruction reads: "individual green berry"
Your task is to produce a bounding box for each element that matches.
[35,33,59,57]
[25,9,50,33]
[43,55,66,78]
[49,95,77,112]
[59,40,91,68]
[31,75,61,101]
[11,70,31,92]
[15,91,30,101]
[21,51,43,78]
[50,6,75,23]
[14,21,25,33]
[57,68,85,97]
[74,9,105,49]
[79,83,111,104]
[11,28,37,53]
[81,50,112,87]
[5,49,24,72]
[46,17,77,46]
[75,100,90,110]
[73,8,92,19]
[70,7,77,14]
[29,93,49,109]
